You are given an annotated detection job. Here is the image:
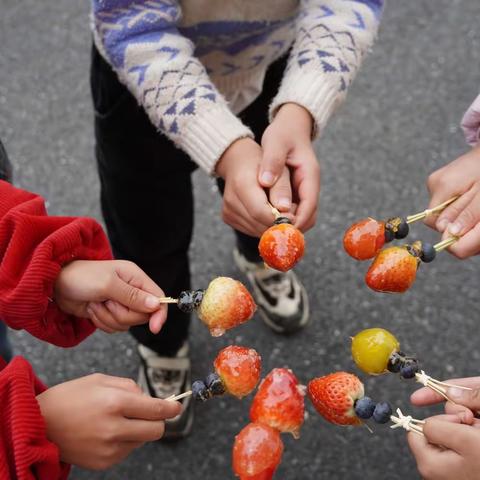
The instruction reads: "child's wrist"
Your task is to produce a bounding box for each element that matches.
[275,103,314,139]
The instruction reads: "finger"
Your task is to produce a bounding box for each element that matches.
[149,308,168,335]
[87,304,117,334]
[102,376,143,394]
[446,188,480,237]
[223,197,269,238]
[444,402,475,425]
[111,263,164,313]
[432,187,477,232]
[423,416,477,453]
[446,385,480,412]
[292,160,320,232]
[117,419,166,442]
[269,167,292,212]
[104,300,150,327]
[88,302,128,332]
[411,377,480,406]
[447,222,480,258]
[121,393,182,421]
[259,136,289,187]
[238,186,276,232]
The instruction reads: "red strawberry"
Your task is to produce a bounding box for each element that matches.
[308,372,364,426]
[365,246,419,293]
[198,277,256,336]
[250,368,305,438]
[259,220,305,272]
[343,218,386,260]
[214,346,262,398]
[232,423,284,480]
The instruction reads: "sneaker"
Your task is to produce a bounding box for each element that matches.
[233,248,309,334]
[137,342,193,439]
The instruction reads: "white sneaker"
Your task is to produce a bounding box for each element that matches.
[234,249,309,334]
[137,343,193,439]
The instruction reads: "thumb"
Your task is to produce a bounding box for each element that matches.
[109,274,161,313]
[447,190,480,236]
[259,136,289,188]
[447,386,480,410]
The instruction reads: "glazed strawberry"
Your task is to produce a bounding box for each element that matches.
[214,346,262,398]
[250,368,305,438]
[308,372,364,426]
[343,218,386,260]
[232,423,284,480]
[259,218,305,272]
[198,277,256,336]
[365,246,419,293]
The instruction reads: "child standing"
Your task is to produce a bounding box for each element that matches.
[90,0,384,437]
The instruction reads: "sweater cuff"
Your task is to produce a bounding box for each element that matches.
[179,104,254,174]
[0,357,70,480]
[269,70,344,138]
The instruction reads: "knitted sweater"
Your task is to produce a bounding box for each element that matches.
[0,180,113,479]
[92,0,383,173]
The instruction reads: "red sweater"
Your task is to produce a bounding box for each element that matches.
[0,180,112,479]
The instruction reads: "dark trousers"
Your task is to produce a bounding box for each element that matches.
[90,46,286,356]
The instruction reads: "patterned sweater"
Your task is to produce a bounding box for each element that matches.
[92,0,383,173]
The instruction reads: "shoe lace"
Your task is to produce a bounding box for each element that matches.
[259,272,293,298]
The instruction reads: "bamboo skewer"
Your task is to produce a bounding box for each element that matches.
[434,236,459,252]
[166,390,193,402]
[268,202,282,220]
[390,408,425,436]
[157,296,179,304]
[415,370,472,403]
[406,196,459,224]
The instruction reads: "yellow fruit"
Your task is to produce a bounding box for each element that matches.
[351,328,400,375]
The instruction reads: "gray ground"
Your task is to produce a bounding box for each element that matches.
[1,1,480,479]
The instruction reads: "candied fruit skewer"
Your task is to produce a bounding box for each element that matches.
[157,277,256,337]
[168,346,262,403]
[343,196,459,261]
[258,203,305,272]
[351,328,472,403]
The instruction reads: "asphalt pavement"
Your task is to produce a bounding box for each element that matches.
[1,1,480,478]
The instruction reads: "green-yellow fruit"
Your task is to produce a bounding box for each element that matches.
[351,328,400,375]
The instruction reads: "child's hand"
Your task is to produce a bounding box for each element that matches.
[216,137,294,237]
[54,260,167,334]
[411,377,480,425]
[425,144,480,258]
[37,373,181,470]
[408,414,480,480]
[259,103,320,232]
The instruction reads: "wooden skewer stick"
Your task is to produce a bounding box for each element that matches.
[267,202,282,220]
[157,296,179,304]
[166,390,193,402]
[434,236,459,252]
[390,408,425,436]
[406,196,459,224]
[415,370,472,403]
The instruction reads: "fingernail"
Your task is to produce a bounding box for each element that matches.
[437,218,448,232]
[447,387,464,400]
[145,296,160,309]
[448,222,462,235]
[278,197,291,209]
[260,171,274,185]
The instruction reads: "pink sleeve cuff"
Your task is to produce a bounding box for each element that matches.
[461,94,480,146]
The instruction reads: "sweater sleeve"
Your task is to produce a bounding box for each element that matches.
[0,356,70,480]
[270,0,384,136]
[0,181,113,347]
[91,0,253,174]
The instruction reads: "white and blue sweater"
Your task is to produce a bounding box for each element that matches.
[92,0,383,172]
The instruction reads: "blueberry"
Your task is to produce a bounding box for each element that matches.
[274,216,292,225]
[178,291,195,313]
[205,372,226,396]
[354,396,376,420]
[384,227,395,243]
[372,401,393,424]
[192,380,211,402]
[400,359,419,379]
[192,290,204,308]
[394,219,409,239]
[420,242,436,263]
[387,352,403,373]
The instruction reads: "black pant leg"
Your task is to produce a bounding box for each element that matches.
[217,54,289,262]
[91,46,195,356]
